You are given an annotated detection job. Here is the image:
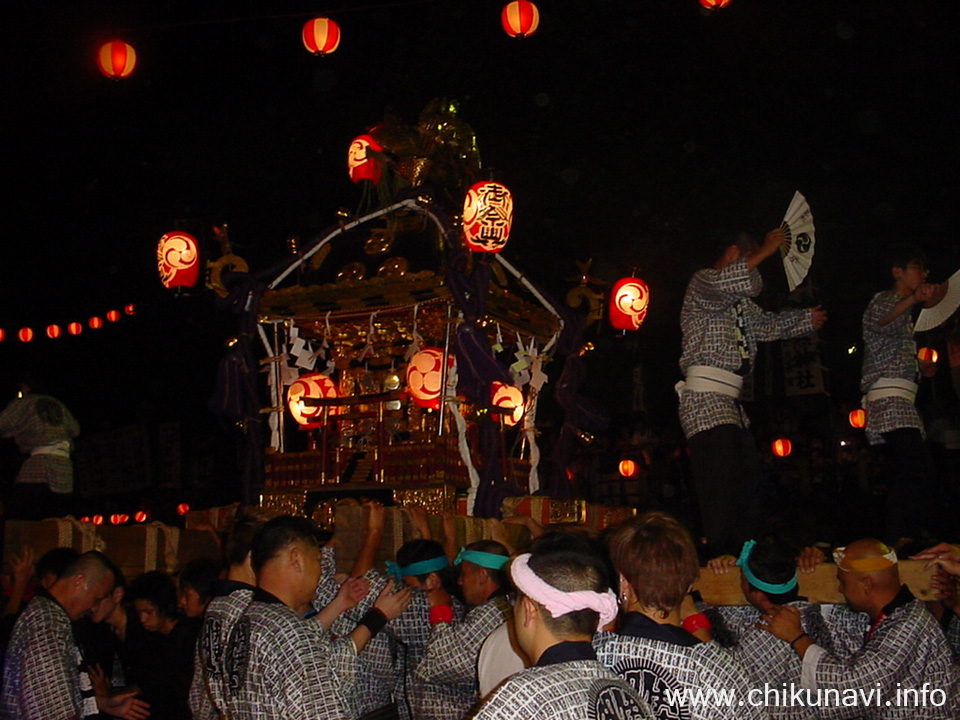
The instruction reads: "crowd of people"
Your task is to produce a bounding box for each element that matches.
[1,503,959,719]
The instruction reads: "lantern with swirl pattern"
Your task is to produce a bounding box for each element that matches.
[157,231,200,290]
[609,277,650,331]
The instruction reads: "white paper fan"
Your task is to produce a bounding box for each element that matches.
[916,267,960,332]
[780,191,816,291]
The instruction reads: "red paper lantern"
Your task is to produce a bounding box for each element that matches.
[124,304,136,315]
[501,1,540,37]
[157,231,200,289]
[619,459,638,478]
[0,329,4,342]
[462,181,513,253]
[110,514,123,525]
[347,135,384,184]
[699,0,731,9]
[609,277,650,331]
[106,310,120,322]
[917,347,939,363]
[67,322,83,336]
[176,503,190,516]
[80,516,91,523]
[134,511,148,523]
[849,409,866,429]
[46,325,61,339]
[406,348,449,410]
[18,328,33,343]
[491,382,524,426]
[89,316,103,329]
[772,438,792,457]
[302,18,341,55]
[287,373,340,428]
[92,515,104,526]
[97,41,136,80]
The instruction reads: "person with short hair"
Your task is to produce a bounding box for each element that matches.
[861,244,944,543]
[761,538,960,719]
[220,515,409,720]
[678,229,826,555]
[472,549,653,720]
[410,540,513,720]
[704,539,832,720]
[595,512,763,720]
[1,551,146,720]
[177,557,222,618]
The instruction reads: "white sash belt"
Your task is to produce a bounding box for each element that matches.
[864,377,917,404]
[675,365,744,399]
[30,440,71,458]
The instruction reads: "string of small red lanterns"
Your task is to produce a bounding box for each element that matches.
[97,4,549,78]
[2,304,137,343]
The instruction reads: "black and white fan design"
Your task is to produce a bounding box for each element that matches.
[780,191,816,291]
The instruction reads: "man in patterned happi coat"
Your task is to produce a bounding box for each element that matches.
[410,540,513,720]
[678,228,825,555]
[761,539,960,719]
[472,548,653,720]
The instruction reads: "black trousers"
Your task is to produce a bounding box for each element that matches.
[880,427,937,543]
[688,424,762,557]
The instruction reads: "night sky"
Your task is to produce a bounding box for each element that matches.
[2,1,959,482]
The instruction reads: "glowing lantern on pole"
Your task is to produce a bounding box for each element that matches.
[106,310,120,322]
[619,459,638,478]
[46,325,61,339]
[491,382,524,426]
[89,316,103,330]
[347,134,384,184]
[849,409,866,429]
[67,322,82,336]
[97,41,136,80]
[18,328,33,343]
[772,438,792,457]
[699,0,731,9]
[302,18,341,55]
[917,347,938,363]
[157,231,200,289]
[609,276,650,331]
[288,373,340,428]
[501,1,540,37]
[406,347,448,410]
[462,181,513,253]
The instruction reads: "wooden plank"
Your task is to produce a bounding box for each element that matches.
[693,560,939,606]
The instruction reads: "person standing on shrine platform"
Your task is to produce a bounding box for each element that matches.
[0,375,79,520]
[678,229,826,556]
[860,244,945,545]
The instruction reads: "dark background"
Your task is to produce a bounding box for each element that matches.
[2,1,958,511]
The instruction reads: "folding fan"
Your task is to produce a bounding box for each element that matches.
[779,191,816,291]
[916,267,960,332]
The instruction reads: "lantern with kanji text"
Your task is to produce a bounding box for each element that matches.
[97,41,136,80]
[462,182,513,253]
[302,18,341,55]
[609,276,650,331]
[501,1,540,37]
[157,231,200,289]
[491,382,524,426]
[347,135,384,184]
[288,373,340,428]
[772,438,792,457]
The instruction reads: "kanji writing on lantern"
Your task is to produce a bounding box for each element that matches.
[463,181,514,252]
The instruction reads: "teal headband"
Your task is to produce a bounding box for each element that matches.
[736,540,798,595]
[384,556,449,584]
[454,547,510,571]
